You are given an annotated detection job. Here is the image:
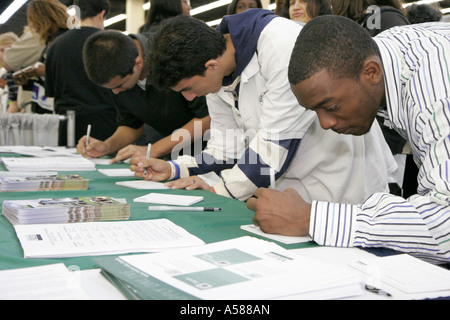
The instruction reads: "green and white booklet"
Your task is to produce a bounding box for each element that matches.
[95,236,362,300]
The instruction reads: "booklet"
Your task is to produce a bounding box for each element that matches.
[14,218,205,258]
[1,156,96,171]
[95,236,361,300]
[2,196,130,225]
[0,263,89,300]
[134,192,203,206]
[98,168,135,177]
[0,174,89,192]
[115,180,169,190]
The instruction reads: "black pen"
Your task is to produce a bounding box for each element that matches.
[365,285,392,298]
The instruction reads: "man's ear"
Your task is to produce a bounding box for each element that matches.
[135,56,144,68]
[362,57,383,85]
[204,59,219,70]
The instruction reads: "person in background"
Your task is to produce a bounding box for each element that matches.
[227,0,262,15]
[45,0,118,146]
[274,0,285,16]
[140,0,191,34]
[0,32,19,113]
[13,0,69,114]
[406,4,443,24]
[2,26,46,113]
[282,0,331,24]
[79,30,210,162]
[249,15,450,265]
[133,12,396,208]
[331,0,409,36]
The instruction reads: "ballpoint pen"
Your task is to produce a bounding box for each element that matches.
[270,167,276,189]
[85,124,91,149]
[144,143,151,176]
[365,285,392,298]
[148,206,221,211]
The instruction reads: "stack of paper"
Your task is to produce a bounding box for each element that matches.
[0,263,89,300]
[349,254,450,299]
[0,146,78,158]
[0,174,89,192]
[116,180,169,189]
[1,156,96,171]
[14,218,205,258]
[2,196,130,225]
[134,192,203,205]
[94,236,362,300]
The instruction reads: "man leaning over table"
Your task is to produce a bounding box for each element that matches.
[77,30,210,161]
[248,15,450,265]
[129,10,397,209]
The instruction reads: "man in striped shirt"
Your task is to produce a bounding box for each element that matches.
[248,15,450,264]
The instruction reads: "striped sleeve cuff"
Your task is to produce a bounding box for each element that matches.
[310,201,358,248]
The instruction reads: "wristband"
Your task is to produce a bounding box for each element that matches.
[168,161,180,180]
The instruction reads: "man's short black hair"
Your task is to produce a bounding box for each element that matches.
[146,15,227,90]
[288,15,381,85]
[83,30,138,85]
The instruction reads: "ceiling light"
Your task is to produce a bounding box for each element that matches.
[0,0,28,24]
[104,14,127,27]
[143,0,232,16]
[402,0,442,7]
[190,0,232,15]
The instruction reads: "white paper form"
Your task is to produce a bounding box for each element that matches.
[120,236,361,300]
[0,263,89,300]
[98,168,135,177]
[115,180,169,189]
[14,219,205,258]
[133,192,203,205]
[2,156,96,171]
[349,254,450,299]
[241,224,311,244]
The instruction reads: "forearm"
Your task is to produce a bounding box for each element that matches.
[152,116,211,158]
[103,125,144,154]
[311,192,450,264]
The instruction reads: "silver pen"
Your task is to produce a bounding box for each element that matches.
[144,143,151,176]
[85,124,91,149]
[148,206,221,211]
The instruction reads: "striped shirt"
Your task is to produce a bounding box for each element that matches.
[310,22,450,264]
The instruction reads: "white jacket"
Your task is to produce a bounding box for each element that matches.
[175,17,397,204]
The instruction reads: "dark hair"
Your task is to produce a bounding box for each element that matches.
[331,0,404,21]
[141,0,183,33]
[288,15,380,84]
[406,4,443,24]
[282,0,332,20]
[146,15,227,90]
[227,0,263,15]
[83,30,138,85]
[63,0,110,19]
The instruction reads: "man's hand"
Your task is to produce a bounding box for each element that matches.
[129,155,171,181]
[110,145,146,164]
[165,176,214,192]
[77,136,108,158]
[246,188,312,236]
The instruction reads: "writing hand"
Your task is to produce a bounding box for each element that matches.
[129,155,171,181]
[246,187,311,236]
[76,136,108,158]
